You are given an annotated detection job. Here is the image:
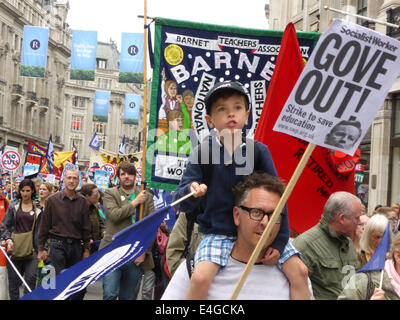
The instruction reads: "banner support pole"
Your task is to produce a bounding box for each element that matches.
[139,0,149,221]
[324,6,400,28]
[0,246,32,293]
[230,143,316,300]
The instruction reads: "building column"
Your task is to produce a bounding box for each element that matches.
[368,100,392,212]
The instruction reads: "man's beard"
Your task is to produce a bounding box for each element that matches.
[121,180,135,189]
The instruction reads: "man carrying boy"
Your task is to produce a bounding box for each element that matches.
[172,81,309,300]
[163,172,313,299]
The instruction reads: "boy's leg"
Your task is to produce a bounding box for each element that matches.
[185,260,219,300]
[281,255,310,300]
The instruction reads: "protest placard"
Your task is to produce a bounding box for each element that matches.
[273,19,400,156]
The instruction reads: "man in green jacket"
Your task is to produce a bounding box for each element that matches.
[293,191,363,300]
[99,162,155,300]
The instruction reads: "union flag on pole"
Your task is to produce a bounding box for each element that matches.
[254,23,357,233]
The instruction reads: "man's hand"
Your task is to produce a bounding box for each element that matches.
[190,182,207,198]
[134,253,146,266]
[260,247,280,265]
[37,250,48,262]
[131,191,147,208]
[82,248,90,259]
[370,288,385,300]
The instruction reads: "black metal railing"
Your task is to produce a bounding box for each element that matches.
[387,7,400,38]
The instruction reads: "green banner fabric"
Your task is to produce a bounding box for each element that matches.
[146,17,320,191]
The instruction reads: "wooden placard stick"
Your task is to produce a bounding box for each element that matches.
[139,0,149,221]
[230,143,316,300]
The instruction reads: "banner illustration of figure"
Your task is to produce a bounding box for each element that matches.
[146,17,320,191]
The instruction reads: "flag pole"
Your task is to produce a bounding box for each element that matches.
[379,269,384,289]
[0,246,32,292]
[112,191,196,241]
[139,0,149,221]
[230,143,316,300]
[323,6,400,28]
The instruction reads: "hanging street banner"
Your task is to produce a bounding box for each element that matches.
[123,94,142,125]
[273,19,400,156]
[93,90,111,122]
[70,30,98,81]
[119,33,144,83]
[20,26,49,78]
[145,17,320,190]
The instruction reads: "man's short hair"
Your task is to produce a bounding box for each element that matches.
[116,162,136,178]
[31,177,43,184]
[79,183,98,197]
[326,120,362,142]
[232,172,286,206]
[323,191,361,222]
[374,206,397,218]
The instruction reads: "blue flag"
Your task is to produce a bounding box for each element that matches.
[358,222,391,273]
[118,135,126,154]
[89,132,100,151]
[45,135,54,174]
[72,141,78,164]
[153,189,176,230]
[20,205,171,300]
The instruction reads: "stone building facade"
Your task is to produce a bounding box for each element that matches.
[0,0,145,171]
[268,0,400,212]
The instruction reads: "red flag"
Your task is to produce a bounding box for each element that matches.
[254,23,357,233]
[27,140,47,157]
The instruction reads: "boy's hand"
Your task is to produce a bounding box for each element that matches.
[261,247,280,265]
[190,182,207,198]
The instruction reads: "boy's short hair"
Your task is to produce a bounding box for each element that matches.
[116,162,136,178]
[204,81,250,115]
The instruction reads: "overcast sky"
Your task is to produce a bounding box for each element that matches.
[66,0,270,50]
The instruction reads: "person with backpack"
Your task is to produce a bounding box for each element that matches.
[166,211,201,277]
[172,81,309,300]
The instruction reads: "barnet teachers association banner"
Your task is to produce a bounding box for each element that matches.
[145,17,320,191]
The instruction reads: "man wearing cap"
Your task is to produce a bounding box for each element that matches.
[172,81,309,300]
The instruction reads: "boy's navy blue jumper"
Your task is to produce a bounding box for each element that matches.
[173,132,289,254]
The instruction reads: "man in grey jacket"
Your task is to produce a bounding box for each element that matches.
[99,162,155,300]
